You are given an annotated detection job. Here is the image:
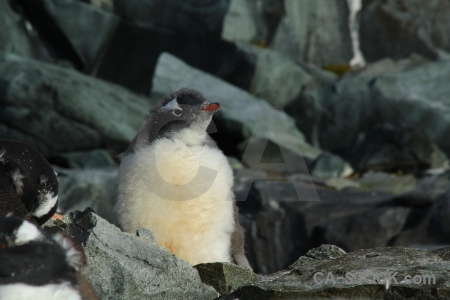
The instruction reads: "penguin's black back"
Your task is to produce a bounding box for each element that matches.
[0,140,58,224]
[0,216,79,286]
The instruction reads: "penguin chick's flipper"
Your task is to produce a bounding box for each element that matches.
[231,204,251,268]
[0,140,59,225]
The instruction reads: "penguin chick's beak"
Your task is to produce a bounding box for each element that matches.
[200,103,220,112]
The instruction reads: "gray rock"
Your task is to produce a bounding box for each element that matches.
[42,0,119,71]
[57,168,119,224]
[239,177,395,273]
[113,0,229,38]
[270,0,353,66]
[224,246,450,299]
[360,0,450,62]
[310,152,353,178]
[152,53,322,161]
[0,53,149,156]
[194,262,257,295]
[286,56,450,158]
[45,209,218,300]
[348,124,433,173]
[238,43,316,106]
[0,1,51,61]
[221,0,257,43]
[355,172,417,195]
[56,149,117,169]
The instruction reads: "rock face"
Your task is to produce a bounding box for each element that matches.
[44,209,218,300]
[286,57,450,158]
[152,52,322,162]
[0,53,149,156]
[270,0,353,66]
[223,245,450,299]
[57,168,119,224]
[237,169,450,274]
[42,0,119,71]
[360,0,450,62]
[0,0,52,61]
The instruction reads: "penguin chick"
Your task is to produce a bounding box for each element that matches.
[116,88,250,267]
[0,215,97,300]
[0,140,59,225]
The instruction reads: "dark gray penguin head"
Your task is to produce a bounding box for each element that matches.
[124,88,220,155]
[0,140,59,225]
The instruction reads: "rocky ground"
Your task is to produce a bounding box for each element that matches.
[2,0,450,299]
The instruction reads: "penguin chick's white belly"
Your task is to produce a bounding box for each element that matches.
[116,137,235,265]
[0,283,81,300]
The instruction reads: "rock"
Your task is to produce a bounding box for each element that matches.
[95,21,254,94]
[194,262,257,295]
[285,56,450,159]
[236,172,396,273]
[0,53,149,156]
[270,0,353,66]
[44,209,218,300]
[310,152,353,178]
[238,43,316,106]
[221,0,257,43]
[322,205,412,251]
[113,0,229,38]
[348,123,433,173]
[152,53,322,162]
[42,0,119,71]
[53,149,117,169]
[359,0,450,62]
[355,172,417,195]
[224,246,450,299]
[56,168,119,224]
[0,0,51,61]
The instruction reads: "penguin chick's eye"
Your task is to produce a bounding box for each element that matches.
[172,109,183,117]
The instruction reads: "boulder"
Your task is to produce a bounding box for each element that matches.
[113,0,229,38]
[194,263,257,295]
[359,0,450,62]
[347,124,433,173]
[94,21,254,94]
[223,245,450,299]
[44,209,218,300]
[42,0,119,71]
[0,0,51,61]
[285,56,450,158]
[0,53,149,156]
[52,149,117,169]
[237,169,450,274]
[270,0,353,66]
[237,43,318,106]
[56,168,119,224]
[152,53,322,163]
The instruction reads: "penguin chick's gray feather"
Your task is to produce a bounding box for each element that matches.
[116,88,250,267]
[0,215,97,300]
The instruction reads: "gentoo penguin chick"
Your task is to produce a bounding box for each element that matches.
[0,140,59,225]
[116,88,250,267]
[0,215,97,300]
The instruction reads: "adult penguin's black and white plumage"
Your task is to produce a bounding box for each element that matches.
[116,88,250,267]
[0,140,58,225]
[0,215,97,300]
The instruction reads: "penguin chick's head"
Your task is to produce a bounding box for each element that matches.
[157,88,220,139]
[0,215,43,249]
[127,88,220,152]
